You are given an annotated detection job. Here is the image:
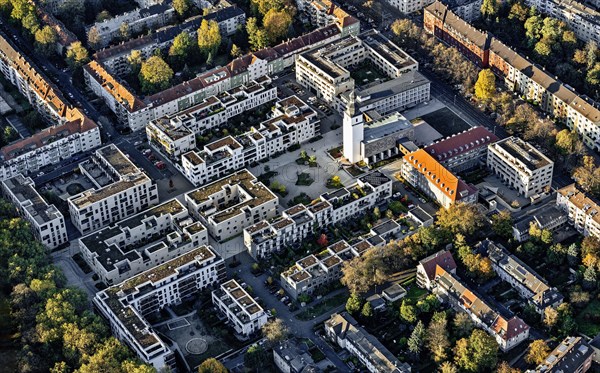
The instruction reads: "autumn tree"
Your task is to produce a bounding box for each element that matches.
[198,19,221,58]
[230,43,242,58]
[173,0,191,17]
[87,26,101,50]
[573,156,600,197]
[440,362,458,373]
[436,203,484,236]
[474,69,496,100]
[491,210,513,239]
[251,0,293,16]
[453,312,474,339]
[261,318,289,346]
[526,340,550,365]
[198,358,227,373]
[139,56,173,93]
[481,0,499,19]
[454,329,499,372]
[65,42,89,69]
[426,311,450,363]
[34,26,57,57]
[263,8,292,42]
[119,22,130,40]
[128,50,143,75]
[169,31,194,66]
[497,361,521,373]
[247,17,269,51]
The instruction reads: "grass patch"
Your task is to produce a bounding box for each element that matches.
[575,299,600,336]
[296,172,314,186]
[404,285,428,302]
[296,292,348,321]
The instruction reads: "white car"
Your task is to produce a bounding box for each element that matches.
[134,141,142,146]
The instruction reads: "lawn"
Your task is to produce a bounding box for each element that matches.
[575,299,600,336]
[296,292,348,321]
[421,107,471,138]
[404,283,428,302]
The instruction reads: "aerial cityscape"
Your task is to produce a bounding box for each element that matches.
[0,0,600,371]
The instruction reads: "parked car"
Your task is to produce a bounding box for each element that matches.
[419,197,427,204]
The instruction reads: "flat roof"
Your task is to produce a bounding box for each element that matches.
[2,174,63,225]
[363,112,413,144]
[490,137,552,170]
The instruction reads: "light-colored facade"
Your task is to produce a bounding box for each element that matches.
[68,144,159,235]
[94,246,226,371]
[416,249,457,290]
[401,149,478,209]
[296,0,361,37]
[529,336,593,373]
[325,313,412,373]
[387,0,435,14]
[212,279,268,336]
[487,137,554,198]
[557,184,600,238]
[1,174,67,249]
[79,199,208,285]
[512,205,568,242]
[185,169,278,242]
[178,96,319,186]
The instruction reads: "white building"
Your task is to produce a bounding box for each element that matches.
[185,169,278,242]
[557,184,600,239]
[94,246,226,371]
[325,312,412,373]
[178,96,319,186]
[296,0,361,37]
[68,144,159,235]
[386,0,435,14]
[401,149,478,209]
[79,199,209,285]
[487,137,554,198]
[212,279,268,337]
[416,249,457,290]
[530,336,594,373]
[1,174,67,249]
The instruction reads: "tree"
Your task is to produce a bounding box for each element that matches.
[87,26,101,50]
[508,2,528,21]
[573,156,600,196]
[119,22,130,40]
[65,42,89,69]
[245,344,267,372]
[453,312,474,338]
[400,300,417,323]
[139,56,173,93]
[373,206,381,220]
[316,233,328,247]
[480,0,499,19]
[198,358,227,373]
[454,329,498,372]
[526,340,550,365]
[261,318,289,346]
[251,0,293,16]
[555,129,581,155]
[474,69,496,100]
[361,301,373,318]
[525,15,543,42]
[440,362,458,373]
[247,17,269,51]
[491,210,513,239]
[169,31,194,64]
[543,306,558,329]
[34,26,57,57]
[407,321,425,355]
[96,10,111,22]
[128,50,143,74]
[436,203,484,236]
[567,243,580,266]
[198,19,221,58]
[583,266,597,290]
[21,11,39,34]
[230,43,242,58]
[173,0,191,17]
[263,8,292,42]
[346,293,362,314]
[426,312,450,363]
[497,361,521,373]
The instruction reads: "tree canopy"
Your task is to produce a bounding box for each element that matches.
[65,42,89,70]
[474,69,496,100]
[454,329,498,372]
[139,56,174,94]
[198,358,227,373]
[198,19,222,58]
[263,8,292,42]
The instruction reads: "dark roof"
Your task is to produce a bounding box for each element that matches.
[424,126,499,161]
[418,250,457,281]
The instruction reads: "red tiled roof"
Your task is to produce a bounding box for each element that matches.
[419,250,457,282]
[493,316,529,341]
[424,126,499,162]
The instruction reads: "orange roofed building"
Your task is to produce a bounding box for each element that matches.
[400,149,478,209]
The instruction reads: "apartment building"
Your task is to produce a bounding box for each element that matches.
[485,240,563,313]
[487,137,554,198]
[424,2,491,67]
[79,199,209,285]
[523,0,600,44]
[184,170,278,242]
[445,0,483,21]
[179,96,319,186]
[212,279,268,337]
[529,336,593,373]
[416,249,457,290]
[557,184,600,238]
[512,205,567,242]
[87,3,175,48]
[68,144,159,235]
[401,149,478,209]
[423,126,499,172]
[273,339,319,373]
[325,313,412,373]
[296,29,422,110]
[386,0,435,14]
[1,174,67,249]
[94,246,226,371]
[296,0,361,37]
[86,19,349,131]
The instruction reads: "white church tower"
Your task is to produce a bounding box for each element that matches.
[342,90,364,164]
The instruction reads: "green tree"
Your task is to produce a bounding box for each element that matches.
[453,312,474,338]
[407,320,425,355]
[263,8,292,42]
[454,329,498,372]
[491,210,513,239]
[474,69,496,100]
[169,31,194,65]
[526,340,550,365]
[21,11,39,34]
[244,344,267,372]
[198,358,228,373]
[247,17,269,51]
[173,0,191,17]
[198,19,221,58]
[583,266,597,290]
[139,56,173,93]
[400,300,417,323]
[361,301,373,318]
[346,293,362,314]
[34,26,57,57]
[525,15,543,42]
[65,42,89,69]
[436,203,484,236]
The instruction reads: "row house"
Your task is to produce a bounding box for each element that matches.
[94,246,226,371]
[557,184,600,239]
[184,170,278,242]
[68,144,159,234]
[529,336,593,373]
[416,249,457,290]
[1,174,67,249]
[79,199,209,285]
[212,279,268,337]
[401,149,478,209]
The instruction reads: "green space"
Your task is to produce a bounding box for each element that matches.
[350,62,388,86]
[575,299,600,336]
[421,107,471,138]
[0,294,18,373]
[296,292,348,321]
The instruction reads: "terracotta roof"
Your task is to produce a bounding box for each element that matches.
[558,184,600,225]
[493,316,529,340]
[84,61,144,112]
[418,250,457,282]
[424,126,498,161]
[404,149,477,202]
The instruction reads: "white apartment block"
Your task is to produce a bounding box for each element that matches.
[68,144,159,235]
[325,313,412,373]
[245,171,392,259]
[296,0,361,37]
[386,0,435,14]
[485,240,563,313]
[447,0,482,21]
[87,3,175,48]
[79,199,209,285]
[296,29,420,109]
[487,137,554,198]
[185,170,278,242]
[401,149,478,209]
[178,96,319,186]
[523,0,600,44]
[94,246,226,371]
[146,80,277,158]
[1,174,67,249]
[557,184,600,238]
[212,279,268,337]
